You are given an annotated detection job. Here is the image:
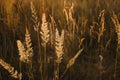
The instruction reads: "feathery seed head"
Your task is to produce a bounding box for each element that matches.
[40,13,50,46]
[97,10,105,43]
[25,28,33,60]
[0,59,22,79]
[55,28,64,64]
[17,40,30,63]
[67,48,83,68]
[111,12,120,44]
[30,1,40,32]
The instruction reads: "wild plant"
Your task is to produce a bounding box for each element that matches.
[0,59,22,80]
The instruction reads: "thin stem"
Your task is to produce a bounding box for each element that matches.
[43,43,47,80]
[37,32,43,80]
[19,61,22,80]
[42,0,45,12]
[54,62,60,80]
[57,63,60,80]
[60,68,68,79]
[114,46,118,80]
[28,60,34,80]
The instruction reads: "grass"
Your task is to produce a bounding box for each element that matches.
[0,0,120,80]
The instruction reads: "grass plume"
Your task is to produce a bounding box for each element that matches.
[55,28,65,64]
[17,40,29,63]
[25,27,33,61]
[111,12,120,79]
[54,28,64,80]
[30,1,40,32]
[0,59,22,79]
[40,13,50,46]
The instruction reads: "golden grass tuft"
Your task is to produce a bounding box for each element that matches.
[17,40,29,63]
[97,10,105,43]
[66,48,83,69]
[17,27,33,63]
[25,27,33,61]
[30,1,40,32]
[55,28,65,64]
[0,59,22,79]
[40,13,50,46]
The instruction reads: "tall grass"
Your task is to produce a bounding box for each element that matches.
[111,12,120,80]
[0,0,120,80]
[54,28,64,80]
[0,59,22,79]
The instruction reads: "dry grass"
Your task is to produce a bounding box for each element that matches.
[0,0,120,80]
[0,59,22,79]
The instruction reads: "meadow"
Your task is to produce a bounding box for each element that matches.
[0,0,120,80]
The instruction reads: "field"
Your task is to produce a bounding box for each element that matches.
[0,0,120,80]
